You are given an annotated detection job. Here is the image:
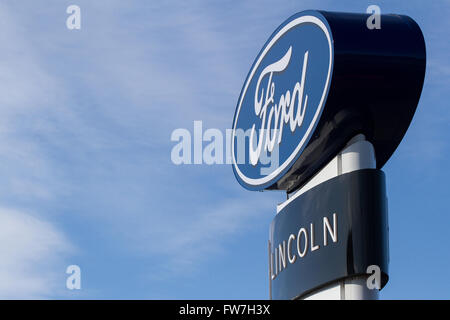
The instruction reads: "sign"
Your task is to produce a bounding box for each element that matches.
[231,11,333,191]
[231,10,426,192]
[269,169,389,299]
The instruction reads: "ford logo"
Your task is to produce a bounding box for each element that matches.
[232,11,333,190]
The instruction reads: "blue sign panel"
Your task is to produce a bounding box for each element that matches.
[231,11,333,191]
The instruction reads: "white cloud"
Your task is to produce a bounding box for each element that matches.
[0,4,74,298]
[0,3,73,202]
[128,185,281,279]
[0,1,310,292]
[0,208,73,299]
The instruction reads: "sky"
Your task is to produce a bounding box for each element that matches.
[0,0,448,299]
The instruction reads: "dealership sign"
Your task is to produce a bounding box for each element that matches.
[232,10,426,300]
[232,10,426,192]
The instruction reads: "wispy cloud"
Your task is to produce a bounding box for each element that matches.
[133,191,279,278]
[0,208,73,299]
[0,3,76,298]
[0,1,286,295]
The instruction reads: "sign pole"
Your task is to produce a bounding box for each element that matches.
[231,10,425,300]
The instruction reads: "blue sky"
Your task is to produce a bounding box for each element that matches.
[0,0,448,299]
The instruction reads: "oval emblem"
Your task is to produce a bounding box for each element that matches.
[231,11,334,190]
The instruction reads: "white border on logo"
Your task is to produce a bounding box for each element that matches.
[231,15,333,188]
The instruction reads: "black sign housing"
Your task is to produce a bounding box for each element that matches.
[270,11,426,192]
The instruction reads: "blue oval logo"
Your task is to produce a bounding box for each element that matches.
[231,11,334,190]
